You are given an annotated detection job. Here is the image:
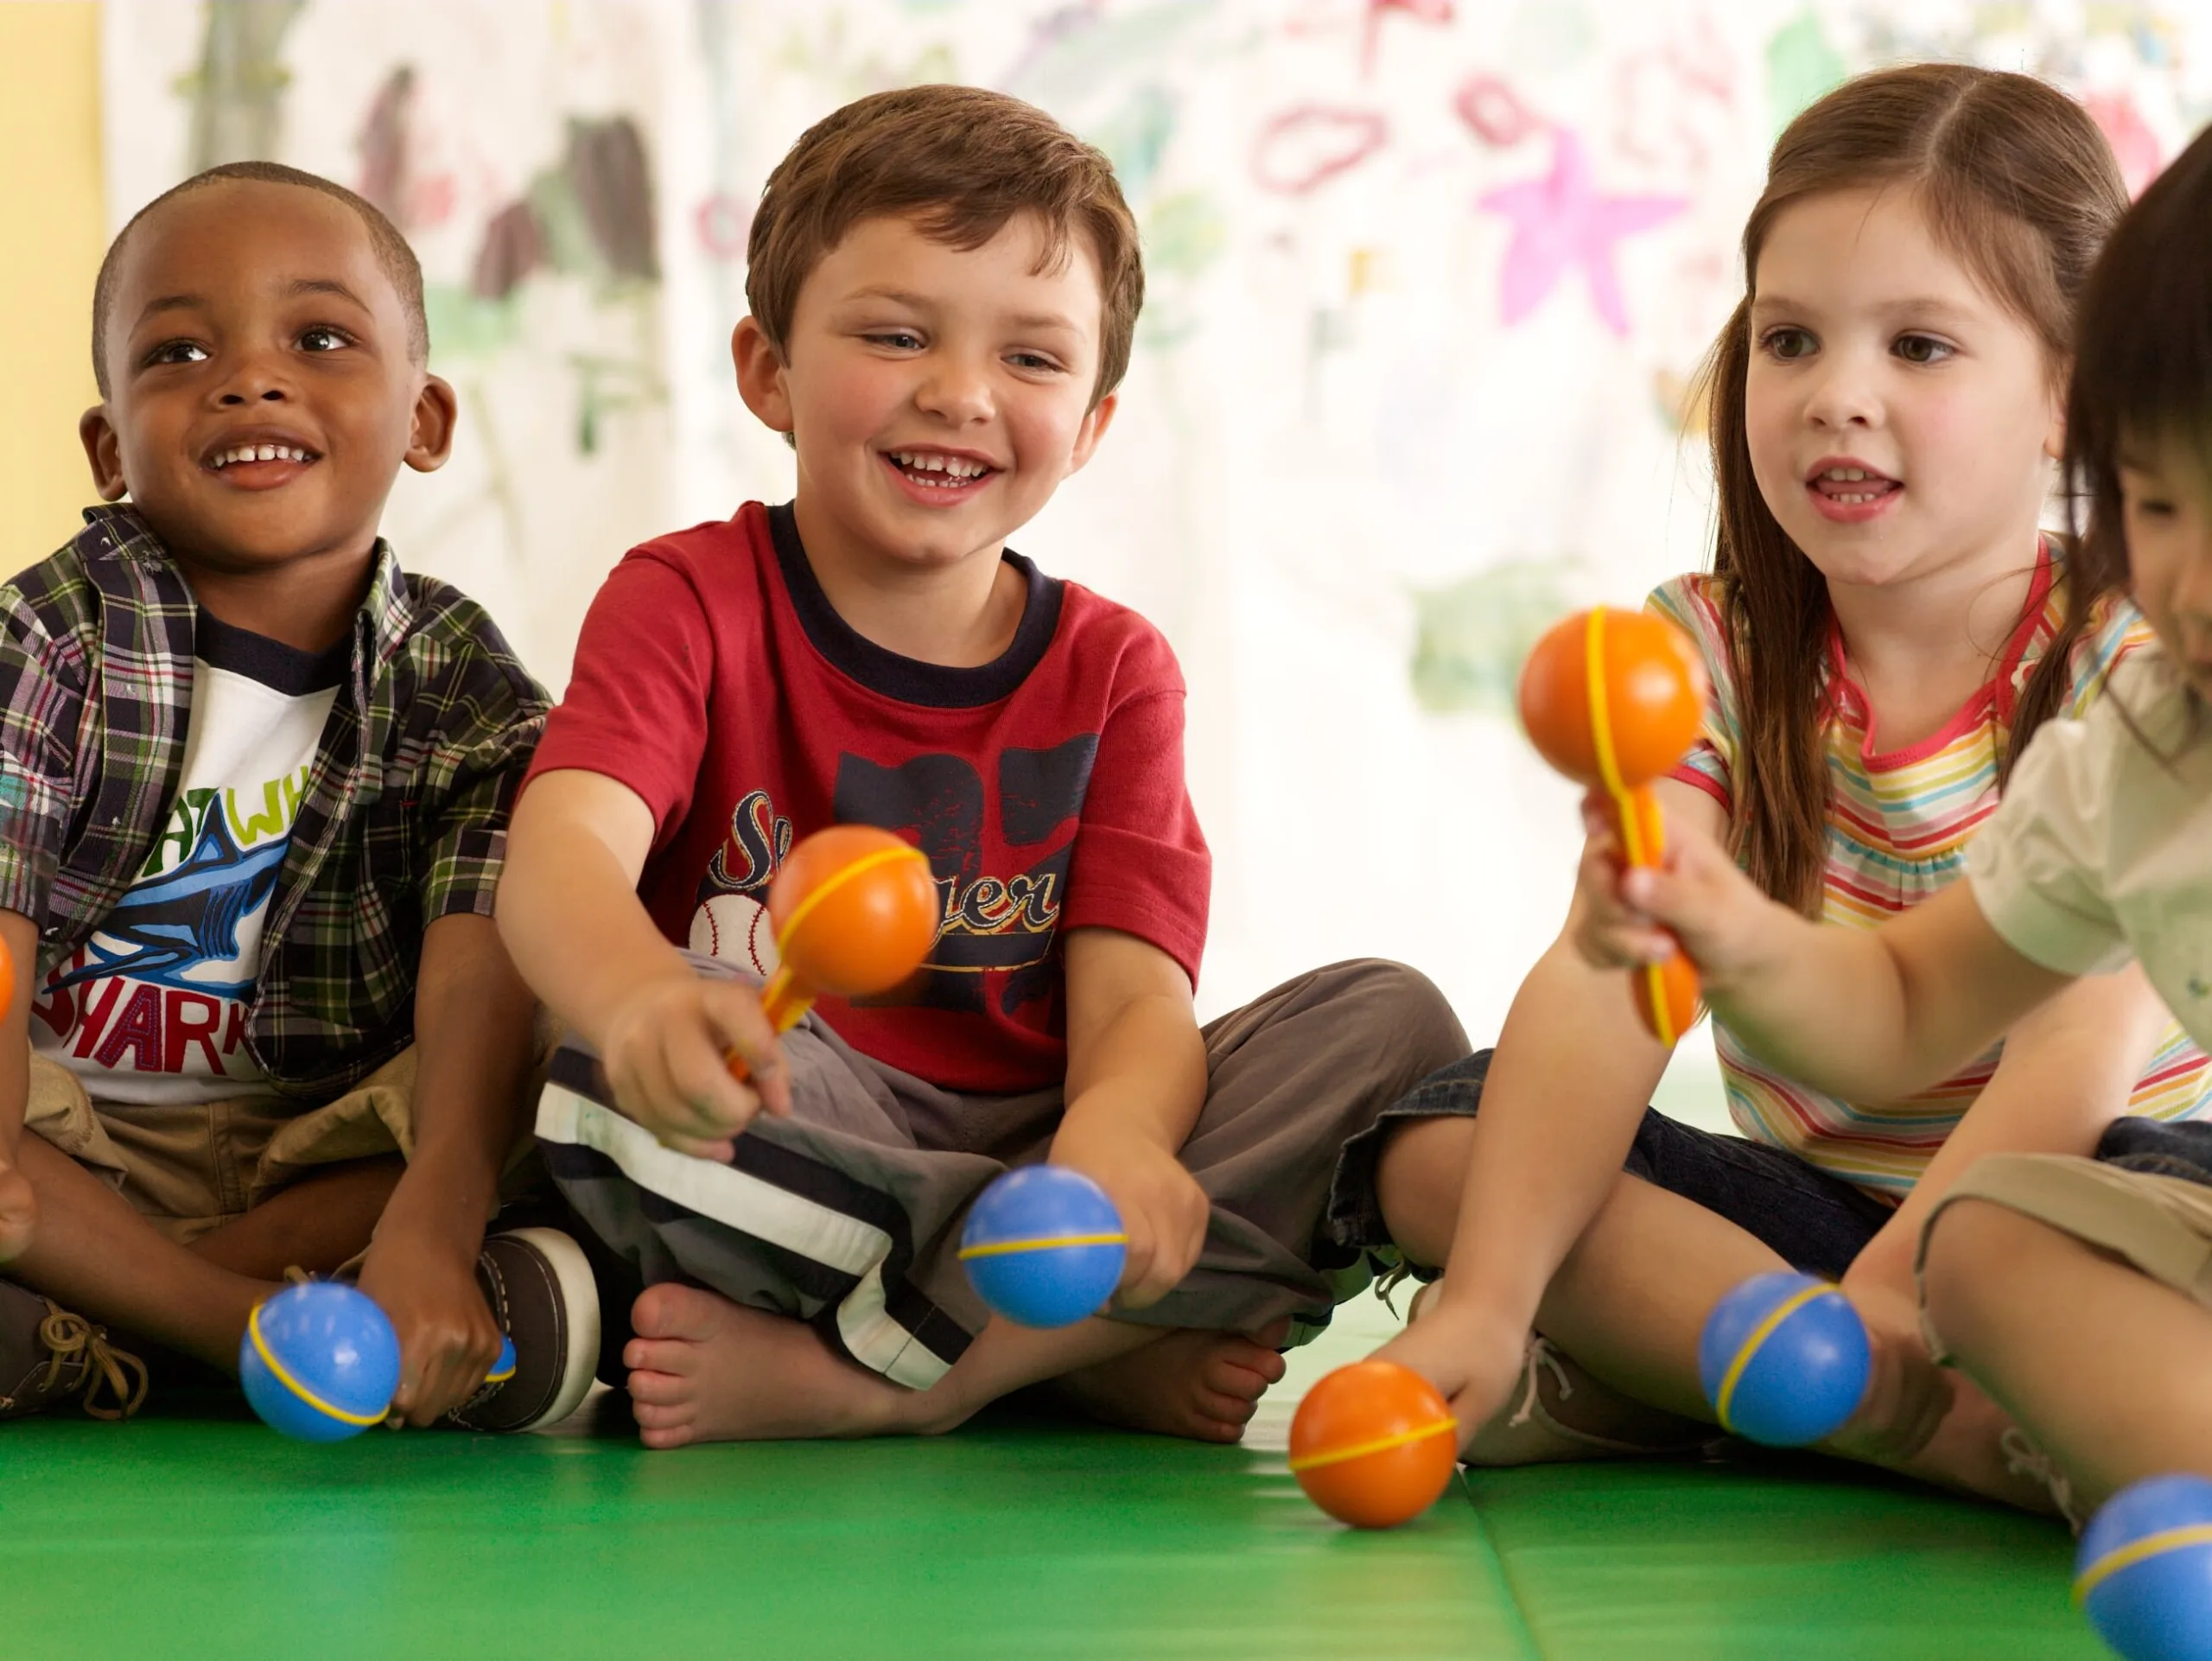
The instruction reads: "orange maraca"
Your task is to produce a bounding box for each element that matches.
[728,824,940,1078]
[1518,606,1708,1046]
[1288,1360,1460,1529]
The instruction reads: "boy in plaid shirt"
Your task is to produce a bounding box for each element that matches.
[0,162,595,1433]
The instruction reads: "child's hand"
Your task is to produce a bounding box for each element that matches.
[1823,1279,1953,1467]
[0,1149,35,1263]
[599,973,794,1160]
[1051,1118,1210,1310]
[1370,1295,1530,1452]
[358,1226,505,1426]
[1570,792,1777,990]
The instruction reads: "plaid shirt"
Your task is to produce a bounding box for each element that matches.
[0,507,547,1101]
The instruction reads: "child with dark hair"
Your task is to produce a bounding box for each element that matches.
[1578,121,2212,1524]
[0,162,596,1435]
[497,85,1470,1448]
[1369,64,2199,1511]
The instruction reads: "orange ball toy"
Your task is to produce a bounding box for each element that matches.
[729,824,939,1079]
[766,824,940,1002]
[1287,1360,1459,1529]
[1518,607,1708,1046]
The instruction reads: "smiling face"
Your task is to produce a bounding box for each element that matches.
[80,179,453,582]
[734,211,1116,581]
[2119,430,2212,699]
[1744,187,2063,595]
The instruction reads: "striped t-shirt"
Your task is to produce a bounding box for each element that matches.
[1651,551,2211,1199]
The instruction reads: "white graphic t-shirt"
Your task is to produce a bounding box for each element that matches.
[33,612,346,1104]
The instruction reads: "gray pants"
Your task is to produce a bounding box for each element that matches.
[537,959,1469,1388]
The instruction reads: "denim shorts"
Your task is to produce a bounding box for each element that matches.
[1381,1051,2212,1282]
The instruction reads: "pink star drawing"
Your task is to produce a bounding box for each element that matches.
[1478,129,1687,336]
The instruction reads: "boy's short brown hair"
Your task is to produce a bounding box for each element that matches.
[745,85,1144,404]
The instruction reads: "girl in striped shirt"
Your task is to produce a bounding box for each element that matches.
[1367,64,2199,1510]
[1577,124,2212,1531]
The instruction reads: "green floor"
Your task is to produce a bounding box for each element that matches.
[0,1295,2101,1660]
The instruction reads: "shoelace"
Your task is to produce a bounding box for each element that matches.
[2000,1427,2083,1532]
[1501,1337,1713,1456]
[35,1303,149,1422]
[1372,1258,1416,1318]
[1505,1337,1574,1431]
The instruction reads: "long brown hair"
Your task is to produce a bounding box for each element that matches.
[1698,65,2126,913]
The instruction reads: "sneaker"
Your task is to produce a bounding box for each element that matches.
[1462,1336,1719,1467]
[0,1277,149,1422]
[444,1227,601,1433]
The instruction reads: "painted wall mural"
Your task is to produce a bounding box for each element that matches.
[102,1,2212,1070]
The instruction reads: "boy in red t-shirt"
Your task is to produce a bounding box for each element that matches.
[498,86,1469,1446]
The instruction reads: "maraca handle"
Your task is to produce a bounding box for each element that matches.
[1608,783,1700,1047]
[726,964,815,1084]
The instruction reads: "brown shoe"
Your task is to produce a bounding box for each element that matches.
[442,1228,600,1434]
[0,1277,149,1422]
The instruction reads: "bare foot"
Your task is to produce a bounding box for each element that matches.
[625,1283,909,1449]
[1051,1321,1291,1442]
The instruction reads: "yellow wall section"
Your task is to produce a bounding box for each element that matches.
[0,3,103,572]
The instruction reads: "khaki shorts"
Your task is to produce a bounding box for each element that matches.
[23,1047,425,1246]
[1917,1152,2212,1361]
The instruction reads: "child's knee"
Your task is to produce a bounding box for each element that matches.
[1919,1197,2039,1356]
[1332,958,1469,1078]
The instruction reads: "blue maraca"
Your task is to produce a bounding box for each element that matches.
[2076,1474,2212,1661]
[1698,1270,1871,1447]
[958,1165,1128,1328]
[240,1281,402,1441]
[241,1281,518,1440]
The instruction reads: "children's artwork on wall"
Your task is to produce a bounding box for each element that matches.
[101,0,2212,1050]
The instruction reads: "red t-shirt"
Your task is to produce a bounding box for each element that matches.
[527,501,1211,1092]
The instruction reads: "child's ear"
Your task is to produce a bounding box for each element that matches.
[78,405,129,501]
[732,317,795,438]
[1065,391,1119,476]
[404,374,460,474]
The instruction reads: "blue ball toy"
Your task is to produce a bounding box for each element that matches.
[1697,1270,1871,1447]
[2076,1474,2212,1661]
[958,1165,1128,1328]
[239,1281,402,1441]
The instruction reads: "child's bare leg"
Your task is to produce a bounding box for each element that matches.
[1924,1198,2212,1512]
[188,1155,405,1278]
[1529,1172,1783,1418]
[1374,1114,1477,1268]
[6,1133,275,1371]
[623,1282,1256,1449]
[1532,1172,2049,1505]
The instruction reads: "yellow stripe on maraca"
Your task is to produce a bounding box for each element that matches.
[957,1231,1129,1260]
[2075,1523,2212,1601]
[1584,607,1680,1047]
[1286,1415,1460,1473]
[1712,1280,1833,1434]
[247,1301,390,1428]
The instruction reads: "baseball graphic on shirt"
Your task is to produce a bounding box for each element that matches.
[690,892,781,979]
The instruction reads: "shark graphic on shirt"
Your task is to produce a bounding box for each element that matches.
[49,804,288,999]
